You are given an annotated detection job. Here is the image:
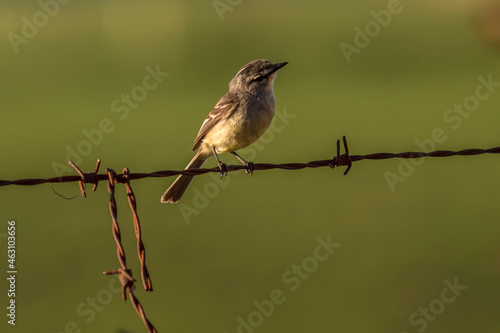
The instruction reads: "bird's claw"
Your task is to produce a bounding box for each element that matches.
[244,162,255,175]
[218,162,228,178]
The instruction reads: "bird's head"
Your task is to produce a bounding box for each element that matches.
[229,59,287,95]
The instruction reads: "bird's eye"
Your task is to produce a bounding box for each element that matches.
[254,75,265,82]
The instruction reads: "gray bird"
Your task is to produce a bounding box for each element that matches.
[161,59,287,203]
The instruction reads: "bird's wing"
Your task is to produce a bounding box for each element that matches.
[192,92,239,151]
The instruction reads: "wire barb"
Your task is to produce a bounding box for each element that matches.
[103,268,136,301]
[69,159,101,198]
[329,136,352,175]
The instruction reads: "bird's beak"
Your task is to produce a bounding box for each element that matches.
[270,61,288,74]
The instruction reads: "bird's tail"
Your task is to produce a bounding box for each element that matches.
[161,151,207,203]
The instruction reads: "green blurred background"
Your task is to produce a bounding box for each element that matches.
[1,0,500,332]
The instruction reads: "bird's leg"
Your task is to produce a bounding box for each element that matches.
[232,152,255,175]
[211,147,227,178]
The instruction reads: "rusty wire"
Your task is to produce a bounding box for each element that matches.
[68,159,101,197]
[2,137,500,333]
[103,168,157,333]
[122,167,153,292]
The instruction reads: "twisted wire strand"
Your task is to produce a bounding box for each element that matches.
[103,168,157,333]
[2,147,499,188]
[106,169,127,271]
[123,168,153,292]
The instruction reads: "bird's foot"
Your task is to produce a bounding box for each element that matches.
[217,162,228,178]
[244,161,255,175]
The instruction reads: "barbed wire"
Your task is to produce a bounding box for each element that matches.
[2,138,499,190]
[103,168,157,333]
[2,136,500,333]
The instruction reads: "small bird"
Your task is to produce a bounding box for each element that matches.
[161,59,287,203]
